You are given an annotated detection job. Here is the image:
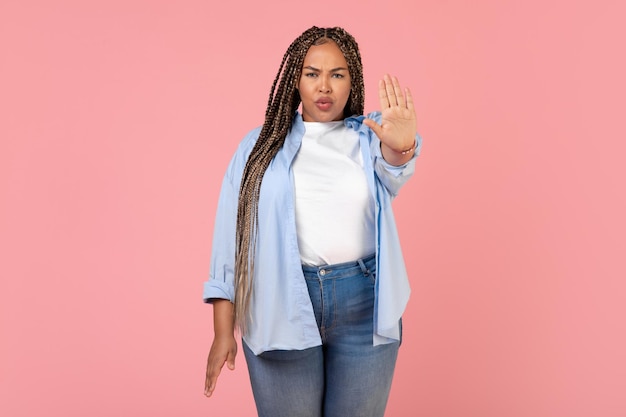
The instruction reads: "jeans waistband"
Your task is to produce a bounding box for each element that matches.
[302,254,376,279]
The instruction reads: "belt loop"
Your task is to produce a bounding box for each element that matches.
[357,258,370,277]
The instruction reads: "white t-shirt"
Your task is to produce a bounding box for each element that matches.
[292,121,376,266]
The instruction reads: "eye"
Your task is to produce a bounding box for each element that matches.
[304,72,318,78]
[332,73,345,78]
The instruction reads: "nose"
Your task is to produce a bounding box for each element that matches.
[319,76,331,93]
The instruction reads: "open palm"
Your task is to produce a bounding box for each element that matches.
[364,74,417,153]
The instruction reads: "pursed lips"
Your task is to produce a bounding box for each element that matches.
[315,98,333,110]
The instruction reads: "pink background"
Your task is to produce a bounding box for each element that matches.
[1,0,625,416]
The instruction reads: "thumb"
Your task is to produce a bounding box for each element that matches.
[226,351,236,370]
[363,118,383,139]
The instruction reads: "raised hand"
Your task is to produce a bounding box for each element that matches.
[363,74,417,166]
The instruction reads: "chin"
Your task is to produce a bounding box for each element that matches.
[303,109,344,122]
[320,113,344,122]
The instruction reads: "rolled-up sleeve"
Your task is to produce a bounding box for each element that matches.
[203,172,238,303]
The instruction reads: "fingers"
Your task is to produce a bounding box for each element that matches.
[204,370,213,397]
[391,76,405,108]
[379,74,410,109]
[405,87,415,111]
[204,351,227,397]
[204,359,222,397]
[384,75,398,107]
[204,339,237,398]
[377,78,390,109]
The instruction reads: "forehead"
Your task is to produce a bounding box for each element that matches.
[302,41,348,67]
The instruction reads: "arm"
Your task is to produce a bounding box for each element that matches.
[204,299,237,397]
[203,130,258,397]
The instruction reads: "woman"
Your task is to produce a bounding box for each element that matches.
[203,26,421,417]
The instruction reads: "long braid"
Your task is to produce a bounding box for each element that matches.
[234,27,365,331]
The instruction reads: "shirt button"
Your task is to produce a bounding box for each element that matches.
[319,269,326,276]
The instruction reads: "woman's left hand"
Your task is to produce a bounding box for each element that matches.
[364,74,417,166]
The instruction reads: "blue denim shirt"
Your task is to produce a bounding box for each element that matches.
[203,111,422,355]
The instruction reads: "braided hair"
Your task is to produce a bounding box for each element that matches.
[234,26,365,331]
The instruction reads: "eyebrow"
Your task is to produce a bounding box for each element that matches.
[303,66,349,72]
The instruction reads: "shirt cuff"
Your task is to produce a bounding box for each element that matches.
[203,279,234,303]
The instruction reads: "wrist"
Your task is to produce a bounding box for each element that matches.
[394,139,416,155]
[212,299,235,335]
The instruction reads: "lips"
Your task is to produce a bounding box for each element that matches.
[315,98,333,111]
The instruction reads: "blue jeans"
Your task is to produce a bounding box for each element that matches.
[243,254,400,417]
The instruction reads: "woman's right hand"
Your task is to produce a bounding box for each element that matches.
[204,299,237,397]
[204,333,237,397]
